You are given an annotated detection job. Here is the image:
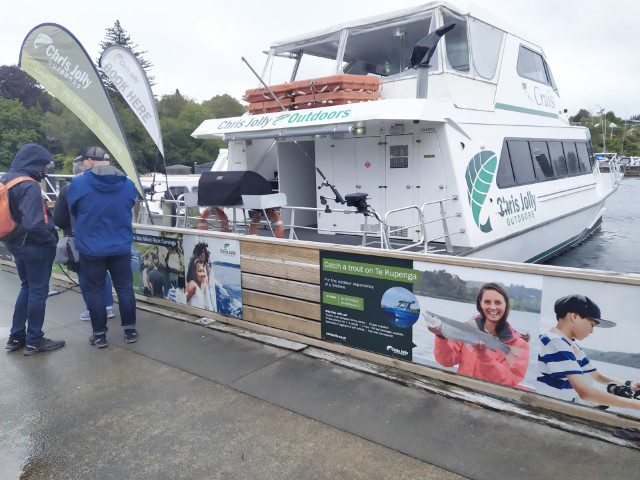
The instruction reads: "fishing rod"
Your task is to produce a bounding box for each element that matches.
[240,56,346,205]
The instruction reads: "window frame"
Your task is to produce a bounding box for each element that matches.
[516,45,552,87]
[496,138,596,189]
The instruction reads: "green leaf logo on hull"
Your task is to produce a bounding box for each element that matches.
[465,150,498,233]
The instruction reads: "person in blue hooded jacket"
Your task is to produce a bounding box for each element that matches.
[68,146,139,348]
[2,144,65,355]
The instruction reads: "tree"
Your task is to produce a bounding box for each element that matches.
[0,65,51,111]
[569,108,590,124]
[201,94,244,119]
[0,98,46,170]
[159,89,188,119]
[98,20,154,86]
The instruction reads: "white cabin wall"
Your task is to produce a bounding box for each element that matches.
[244,139,279,182]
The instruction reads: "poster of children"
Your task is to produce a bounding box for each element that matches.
[131,230,185,303]
[182,235,242,318]
[537,276,640,418]
[411,261,542,391]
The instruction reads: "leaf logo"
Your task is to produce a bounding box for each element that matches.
[465,150,497,233]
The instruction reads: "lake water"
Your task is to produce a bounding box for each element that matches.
[547,177,640,273]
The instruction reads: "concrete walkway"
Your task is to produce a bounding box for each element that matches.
[0,267,638,480]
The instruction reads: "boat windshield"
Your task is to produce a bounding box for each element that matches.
[270,11,437,80]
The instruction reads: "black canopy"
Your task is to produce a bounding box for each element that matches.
[197,171,273,206]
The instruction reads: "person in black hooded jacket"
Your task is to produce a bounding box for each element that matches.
[2,144,65,355]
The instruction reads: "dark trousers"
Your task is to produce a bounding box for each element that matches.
[77,269,114,308]
[7,244,56,345]
[79,253,136,335]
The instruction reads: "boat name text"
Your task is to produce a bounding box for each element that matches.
[217,109,352,131]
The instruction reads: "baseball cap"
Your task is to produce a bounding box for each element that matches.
[554,294,617,328]
[72,155,83,163]
[81,146,110,161]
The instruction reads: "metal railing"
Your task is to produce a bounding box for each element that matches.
[145,193,462,254]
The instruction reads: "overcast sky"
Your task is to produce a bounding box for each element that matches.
[1,0,637,116]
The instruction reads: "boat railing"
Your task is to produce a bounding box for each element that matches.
[139,193,463,254]
[597,156,623,186]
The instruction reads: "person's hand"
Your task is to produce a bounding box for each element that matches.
[474,341,487,351]
[427,326,444,338]
[629,381,640,392]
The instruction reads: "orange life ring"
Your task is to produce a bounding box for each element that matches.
[248,209,285,238]
[198,207,230,232]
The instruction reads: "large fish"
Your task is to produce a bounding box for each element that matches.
[422,311,523,365]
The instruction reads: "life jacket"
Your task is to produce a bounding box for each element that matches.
[0,176,41,240]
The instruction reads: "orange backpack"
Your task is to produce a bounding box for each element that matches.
[0,176,41,240]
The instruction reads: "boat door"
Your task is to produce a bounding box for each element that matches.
[355,137,383,235]
[384,135,418,239]
[415,131,447,243]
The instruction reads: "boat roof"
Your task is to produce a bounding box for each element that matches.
[271,0,541,53]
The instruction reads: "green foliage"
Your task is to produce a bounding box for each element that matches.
[0,98,46,170]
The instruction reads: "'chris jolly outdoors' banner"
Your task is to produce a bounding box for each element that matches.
[99,45,164,158]
[19,23,143,194]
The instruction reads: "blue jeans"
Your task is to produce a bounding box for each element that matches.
[79,253,136,335]
[7,243,56,345]
[77,270,114,309]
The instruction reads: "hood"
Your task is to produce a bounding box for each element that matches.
[9,144,53,178]
[85,165,128,192]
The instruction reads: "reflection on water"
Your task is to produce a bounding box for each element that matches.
[548,178,640,273]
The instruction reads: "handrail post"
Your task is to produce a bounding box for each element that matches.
[439,200,453,253]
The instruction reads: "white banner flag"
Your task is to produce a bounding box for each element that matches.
[99,45,164,157]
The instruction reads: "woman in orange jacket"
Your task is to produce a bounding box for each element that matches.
[427,283,530,388]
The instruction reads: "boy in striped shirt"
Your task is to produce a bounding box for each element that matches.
[537,294,640,411]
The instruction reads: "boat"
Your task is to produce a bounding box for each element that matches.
[190,0,622,263]
[382,299,420,328]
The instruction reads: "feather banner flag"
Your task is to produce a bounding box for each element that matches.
[19,23,144,194]
[99,45,164,158]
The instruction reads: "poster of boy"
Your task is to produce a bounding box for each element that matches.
[538,276,640,417]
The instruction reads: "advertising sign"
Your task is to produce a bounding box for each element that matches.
[321,249,640,418]
[100,46,164,157]
[132,231,184,302]
[320,251,419,361]
[19,24,143,194]
[182,234,242,318]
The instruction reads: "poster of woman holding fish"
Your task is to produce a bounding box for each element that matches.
[426,283,531,388]
[411,262,542,390]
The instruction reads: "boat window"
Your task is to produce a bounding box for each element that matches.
[496,141,516,188]
[548,141,568,177]
[344,14,434,76]
[469,18,504,79]
[507,140,537,185]
[586,142,596,169]
[575,142,592,172]
[543,58,558,92]
[530,141,554,180]
[516,46,549,85]
[562,141,580,175]
[442,10,470,73]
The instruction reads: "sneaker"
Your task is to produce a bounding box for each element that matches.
[89,334,108,349]
[23,338,65,356]
[124,329,138,344]
[80,307,117,321]
[5,334,26,352]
